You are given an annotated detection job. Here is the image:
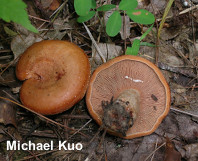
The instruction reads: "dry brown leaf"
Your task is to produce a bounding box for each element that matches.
[49,0,61,11]
[185,143,198,161]
[164,138,182,161]
[0,89,17,127]
[11,34,42,59]
[91,43,122,71]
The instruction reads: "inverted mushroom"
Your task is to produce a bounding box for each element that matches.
[16,40,90,115]
[86,55,170,139]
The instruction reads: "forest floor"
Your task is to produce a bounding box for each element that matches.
[0,0,198,161]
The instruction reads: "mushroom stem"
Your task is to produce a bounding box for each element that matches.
[102,89,140,136]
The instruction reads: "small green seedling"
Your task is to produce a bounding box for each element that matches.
[74,0,155,56]
[126,24,154,56]
[0,0,38,33]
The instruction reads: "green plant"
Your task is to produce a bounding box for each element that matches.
[74,0,155,56]
[0,0,38,33]
[126,24,154,55]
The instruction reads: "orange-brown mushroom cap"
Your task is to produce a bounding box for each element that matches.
[86,55,171,139]
[16,40,90,115]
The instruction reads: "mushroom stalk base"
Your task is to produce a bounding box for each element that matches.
[102,89,140,136]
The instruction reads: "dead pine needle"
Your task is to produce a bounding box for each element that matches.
[0,96,88,138]
[144,142,166,161]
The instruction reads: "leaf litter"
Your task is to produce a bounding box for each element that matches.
[0,0,198,160]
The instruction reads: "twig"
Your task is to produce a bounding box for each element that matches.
[29,15,52,23]
[37,0,68,30]
[49,0,68,19]
[158,62,197,78]
[159,38,193,66]
[18,129,58,138]
[97,129,106,150]
[0,49,11,53]
[179,4,198,15]
[83,23,106,63]
[60,114,91,119]
[170,106,198,118]
[0,96,89,138]
[17,149,59,161]
[96,129,107,161]
[104,135,108,161]
[84,126,105,161]
[0,55,12,60]
[97,153,104,161]
[144,142,166,161]
[157,4,198,22]
[0,58,18,76]
[68,119,92,140]
[87,125,104,146]
[151,138,158,161]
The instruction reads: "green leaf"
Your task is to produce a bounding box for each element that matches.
[91,0,96,9]
[125,47,133,55]
[106,11,122,37]
[140,42,156,47]
[127,9,155,24]
[97,4,116,11]
[125,39,140,55]
[4,26,17,36]
[77,11,96,23]
[140,24,153,41]
[119,0,138,11]
[74,0,92,16]
[0,0,38,33]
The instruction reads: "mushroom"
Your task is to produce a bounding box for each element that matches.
[86,55,170,139]
[16,40,90,115]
